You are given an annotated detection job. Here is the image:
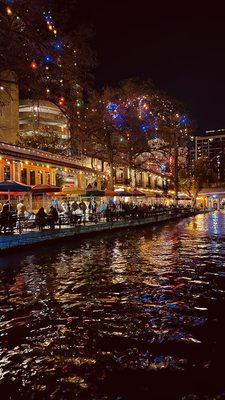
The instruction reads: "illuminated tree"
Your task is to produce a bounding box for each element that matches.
[0,0,94,150]
[17,129,69,154]
[83,87,125,190]
[82,78,193,191]
[179,158,217,204]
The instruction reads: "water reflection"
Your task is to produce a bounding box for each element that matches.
[0,212,225,399]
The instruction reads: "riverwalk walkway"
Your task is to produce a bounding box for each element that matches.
[0,208,206,254]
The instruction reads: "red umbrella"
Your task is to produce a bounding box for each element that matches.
[32,184,61,194]
[116,190,132,196]
[104,190,118,196]
[130,189,146,196]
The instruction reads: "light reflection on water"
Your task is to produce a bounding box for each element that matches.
[0,211,225,399]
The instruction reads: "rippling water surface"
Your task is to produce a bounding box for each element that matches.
[1,212,225,399]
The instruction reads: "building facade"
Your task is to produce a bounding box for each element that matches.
[19,100,70,142]
[0,142,170,196]
[0,70,19,144]
[194,129,225,182]
[195,129,225,160]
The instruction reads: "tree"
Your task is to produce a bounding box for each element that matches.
[179,158,217,204]
[17,129,68,154]
[82,79,193,191]
[82,87,125,190]
[0,0,95,151]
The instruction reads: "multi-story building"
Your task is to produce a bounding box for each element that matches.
[193,129,225,182]
[194,129,225,160]
[0,81,172,204]
[19,100,70,143]
[0,70,19,144]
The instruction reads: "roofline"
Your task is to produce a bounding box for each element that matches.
[0,142,95,172]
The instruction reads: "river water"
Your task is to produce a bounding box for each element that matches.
[0,212,225,399]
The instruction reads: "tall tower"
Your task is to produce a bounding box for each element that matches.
[0,70,19,144]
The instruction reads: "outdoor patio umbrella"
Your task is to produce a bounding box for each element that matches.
[31,184,61,194]
[61,188,86,196]
[0,180,31,210]
[0,180,31,192]
[104,190,118,197]
[82,190,105,197]
[129,189,146,196]
[116,190,132,197]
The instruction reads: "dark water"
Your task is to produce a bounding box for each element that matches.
[1,212,225,399]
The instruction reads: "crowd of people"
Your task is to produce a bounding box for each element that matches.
[0,200,59,233]
[50,198,193,224]
[0,197,194,234]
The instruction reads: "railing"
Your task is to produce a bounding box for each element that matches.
[0,206,201,236]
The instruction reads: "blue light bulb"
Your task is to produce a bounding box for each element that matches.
[54,40,63,51]
[140,123,149,132]
[43,54,53,63]
[107,102,118,113]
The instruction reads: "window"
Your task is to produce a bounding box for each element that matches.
[4,166,10,181]
[46,172,51,185]
[30,170,35,185]
[21,168,27,184]
[38,171,43,184]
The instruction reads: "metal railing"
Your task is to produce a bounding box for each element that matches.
[0,206,201,236]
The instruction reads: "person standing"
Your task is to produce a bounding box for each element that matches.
[51,198,58,210]
[0,200,12,234]
[17,200,26,218]
[79,200,87,214]
[79,200,87,224]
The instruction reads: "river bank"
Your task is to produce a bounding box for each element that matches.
[0,209,207,254]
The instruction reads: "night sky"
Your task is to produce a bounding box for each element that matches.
[75,1,225,133]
